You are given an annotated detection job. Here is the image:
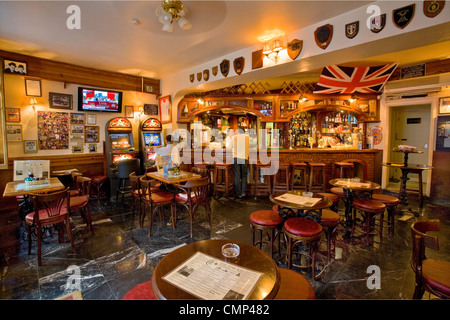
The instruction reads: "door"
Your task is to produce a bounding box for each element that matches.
[389,105,431,184]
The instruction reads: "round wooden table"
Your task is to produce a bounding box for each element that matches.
[270,191,332,222]
[151,239,280,300]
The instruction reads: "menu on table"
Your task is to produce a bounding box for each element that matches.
[335,180,371,188]
[162,252,262,300]
[274,193,322,207]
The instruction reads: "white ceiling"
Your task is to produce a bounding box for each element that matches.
[0,1,449,89]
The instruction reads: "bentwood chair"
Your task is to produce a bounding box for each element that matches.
[139,176,175,236]
[410,219,450,299]
[25,188,75,266]
[174,177,212,238]
[67,176,94,235]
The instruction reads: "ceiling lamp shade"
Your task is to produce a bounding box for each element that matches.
[155,0,192,32]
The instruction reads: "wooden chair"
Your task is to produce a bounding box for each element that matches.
[25,188,75,266]
[174,177,212,238]
[410,219,450,299]
[129,172,144,227]
[139,176,175,237]
[67,176,94,235]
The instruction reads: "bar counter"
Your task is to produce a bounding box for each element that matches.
[184,147,383,189]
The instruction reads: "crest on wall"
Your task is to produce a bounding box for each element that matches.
[212,66,218,76]
[220,59,230,77]
[196,72,202,81]
[233,57,245,75]
[314,24,333,50]
[393,4,415,29]
[423,1,445,18]
[369,13,386,33]
[345,21,359,39]
[189,74,194,83]
[203,69,209,81]
[287,39,303,60]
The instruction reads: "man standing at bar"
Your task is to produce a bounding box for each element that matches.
[232,129,249,199]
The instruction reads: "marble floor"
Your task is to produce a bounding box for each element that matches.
[0,190,449,301]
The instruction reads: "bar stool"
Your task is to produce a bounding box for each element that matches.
[89,175,108,205]
[308,162,326,192]
[317,192,339,212]
[333,161,354,178]
[254,162,272,200]
[272,162,290,192]
[283,217,323,280]
[371,194,399,235]
[274,268,316,300]
[249,210,284,258]
[213,163,234,198]
[351,199,386,245]
[318,209,340,263]
[290,162,308,191]
[404,168,424,208]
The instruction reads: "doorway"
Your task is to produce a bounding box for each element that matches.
[388,104,431,192]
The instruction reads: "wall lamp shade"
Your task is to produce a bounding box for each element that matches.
[155,0,192,32]
[263,39,284,58]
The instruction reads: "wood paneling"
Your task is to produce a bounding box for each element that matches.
[430,151,450,202]
[0,50,160,94]
[389,58,450,81]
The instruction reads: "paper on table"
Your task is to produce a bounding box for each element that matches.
[162,252,262,300]
[274,193,322,207]
[335,180,371,188]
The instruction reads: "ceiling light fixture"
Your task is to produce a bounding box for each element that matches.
[155,0,192,32]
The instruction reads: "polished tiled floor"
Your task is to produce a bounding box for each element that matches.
[0,189,449,300]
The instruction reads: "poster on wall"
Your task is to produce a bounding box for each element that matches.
[37,111,69,150]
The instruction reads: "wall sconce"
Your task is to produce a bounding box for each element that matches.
[29,98,38,110]
[349,94,359,103]
[299,95,307,103]
[263,39,284,59]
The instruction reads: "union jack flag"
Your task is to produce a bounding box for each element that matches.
[313,63,398,94]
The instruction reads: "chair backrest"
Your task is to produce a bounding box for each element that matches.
[129,172,143,193]
[29,187,70,222]
[139,176,158,199]
[181,177,210,203]
[192,167,208,178]
[410,219,440,271]
[76,176,92,197]
[117,158,141,178]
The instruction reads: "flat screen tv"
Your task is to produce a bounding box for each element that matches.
[143,133,161,147]
[78,87,122,113]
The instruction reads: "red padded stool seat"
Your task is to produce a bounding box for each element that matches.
[274,268,316,300]
[317,192,339,212]
[290,162,308,191]
[90,175,108,205]
[283,217,323,280]
[372,194,399,235]
[319,209,340,263]
[330,187,345,197]
[121,281,156,300]
[250,210,284,258]
[352,199,386,245]
[421,259,450,297]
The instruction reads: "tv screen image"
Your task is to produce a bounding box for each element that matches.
[144,133,161,146]
[78,87,122,112]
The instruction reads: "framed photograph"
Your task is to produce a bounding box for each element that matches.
[70,112,85,124]
[4,59,27,75]
[6,108,21,122]
[85,126,99,143]
[6,124,22,141]
[49,92,73,109]
[88,143,97,153]
[23,140,38,153]
[125,105,134,118]
[159,95,172,124]
[25,78,42,97]
[144,104,159,116]
[438,97,450,114]
[86,114,96,125]
[70,125,84,135]
[72,146,83,154]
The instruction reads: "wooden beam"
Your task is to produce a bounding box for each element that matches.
[0,50,160,94]
[389,58,450,81]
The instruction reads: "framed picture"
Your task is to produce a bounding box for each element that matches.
[85,126,99,143]
[70,112,85,124]
[72,146,83,154]
[159,95,171,124]
[23,140,38,153]
[88,143,97,153]
[6,108,20,122]
[25,78,42,97]
[37,111,69,150]
[86,114,96,125]
[4,59,27,75]
[438,97,450,114]
[125,105,134,118]
[49,92,73,109]
[70,125,84,135]
[144,104,158,116]
[6,124,22,141]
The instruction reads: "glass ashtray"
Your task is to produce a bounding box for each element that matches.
[302,191,313,197]
[222,243,240,259]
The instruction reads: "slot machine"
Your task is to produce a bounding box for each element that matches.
[105,117,136,198]
[140,118,163,170]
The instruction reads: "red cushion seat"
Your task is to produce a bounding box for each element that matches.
[422,259,450,296]
[25,207,69,225]
[330,187,346,197]
[317,193,339,204]
[353,199,386,211]
[372,194,399,206]
[121,281,156,300]
[250,210,284,226]
[143,191,174,203]
[284,217,322,237]
[319,209,340,227]
[175,192,197,203]
[91,175,107,184]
